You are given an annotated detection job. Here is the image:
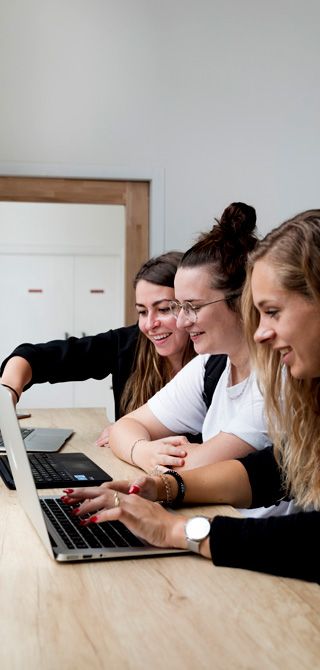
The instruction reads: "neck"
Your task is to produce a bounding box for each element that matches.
[229,343,251,385]
[167,354,183,378]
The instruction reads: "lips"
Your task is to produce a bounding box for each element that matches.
[278,347,293,364]
[189,330,205,339]
[152,333,171,342]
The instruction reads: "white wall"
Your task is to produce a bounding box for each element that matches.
[0,0,319,248]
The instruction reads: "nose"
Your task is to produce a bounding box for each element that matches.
[146,313,161,330]
[176,309,193,329]
[254,325,275,343]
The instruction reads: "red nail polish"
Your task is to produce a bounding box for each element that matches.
[63,488,74,494]
[128,484,140,494]
[71,508,80,515]
[60,496,70,503]
[79,515,99,526]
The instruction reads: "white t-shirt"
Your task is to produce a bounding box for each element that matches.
[148,354,271,451]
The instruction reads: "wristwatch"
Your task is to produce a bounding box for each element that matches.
[184,516,211,554]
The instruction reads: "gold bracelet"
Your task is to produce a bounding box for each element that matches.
[130,438,146,466]
[158,474,173,505]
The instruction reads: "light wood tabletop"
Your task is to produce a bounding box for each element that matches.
[0,408,319,670]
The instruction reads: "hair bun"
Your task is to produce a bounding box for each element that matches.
[219,202,256,237]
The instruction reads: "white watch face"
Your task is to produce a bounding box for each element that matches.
[186,516,211,541]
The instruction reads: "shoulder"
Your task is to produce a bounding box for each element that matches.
[102,324,140,351]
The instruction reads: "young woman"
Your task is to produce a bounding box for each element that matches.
[0,252,195,444]
[62,208,320,583]
[108,202,272,472]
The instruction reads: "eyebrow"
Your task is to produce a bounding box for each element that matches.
[135,298,171,308]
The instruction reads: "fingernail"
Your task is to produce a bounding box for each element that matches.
[71,508,80,516]
[63,488,74,494]
[128,484,140,494]
[60,496,70,503]
[79,515,99,526]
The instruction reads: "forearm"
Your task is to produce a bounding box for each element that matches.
[0,356,32,398]
[108,417,151,465]
[177,435,255,472]
[182,460,252,507]
[153,460,252,508]
[210,510,320,583]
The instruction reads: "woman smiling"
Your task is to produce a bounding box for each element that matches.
[108,202,272,472]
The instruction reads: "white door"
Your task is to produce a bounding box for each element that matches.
[73,254,124,417]
[0,254,74,408]
[0,201,125,412]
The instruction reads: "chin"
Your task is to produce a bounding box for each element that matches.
[193,342,207,355]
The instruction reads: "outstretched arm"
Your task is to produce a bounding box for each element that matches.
[61,458,252,561]
[62,458,252,514]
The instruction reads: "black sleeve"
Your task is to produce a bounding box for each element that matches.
[207,447,320,583]
[237,447,288,509]
[0,324,139,419]
[210,510,320,583]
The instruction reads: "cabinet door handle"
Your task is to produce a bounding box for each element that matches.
[64,332,69,340]
[81,332,87,337]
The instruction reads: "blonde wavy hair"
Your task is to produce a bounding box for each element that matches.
[242,210,320,510]
[120,251,195,415]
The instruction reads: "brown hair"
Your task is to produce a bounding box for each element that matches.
[180,202,258,312]
[242,209,320,509]
[120,251,195,414]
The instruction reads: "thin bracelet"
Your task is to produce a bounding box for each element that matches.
[130,438,146,466]
[1,384,20,403]
[164,469,186,508]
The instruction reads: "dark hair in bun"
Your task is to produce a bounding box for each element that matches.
[180,202,258,311]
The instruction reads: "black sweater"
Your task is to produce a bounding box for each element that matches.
[0,325,140,420]
[210,447,320,583]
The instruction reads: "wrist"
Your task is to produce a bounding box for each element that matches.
[168,516,188,550]
[155,474,178,504]
[163,470,186,508]
[130,438,148,466]
[0,383,20,404]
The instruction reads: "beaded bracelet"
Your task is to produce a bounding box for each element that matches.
[164,469,186,508]
[130,438,146,466]
[1,383,20,403]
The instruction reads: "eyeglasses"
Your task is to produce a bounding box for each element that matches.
[168,293,241,323]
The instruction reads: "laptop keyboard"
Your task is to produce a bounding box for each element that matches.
[40,498,145,550]
[0,428,34,448]
[30,454,71,483]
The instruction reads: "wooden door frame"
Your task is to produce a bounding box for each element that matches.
[0,173,160,325]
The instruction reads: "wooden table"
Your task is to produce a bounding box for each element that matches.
[1,408,319,670]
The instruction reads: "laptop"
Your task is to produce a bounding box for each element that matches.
[0,449,112,490]
[0,385,187,561]
[0,425,73,453]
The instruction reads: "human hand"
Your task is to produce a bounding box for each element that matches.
[61,475,159,515]
[64,489,187,550]
[133,436,189,473]
[96,424,113,447]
